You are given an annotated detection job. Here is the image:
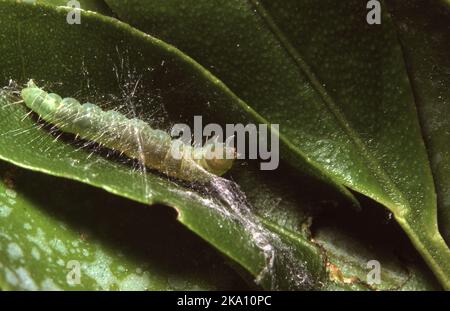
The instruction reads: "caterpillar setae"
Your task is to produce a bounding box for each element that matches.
[20,80,235,183]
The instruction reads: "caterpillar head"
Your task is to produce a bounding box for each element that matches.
[201,143,236,176]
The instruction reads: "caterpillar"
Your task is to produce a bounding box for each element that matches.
[20,80,235,183]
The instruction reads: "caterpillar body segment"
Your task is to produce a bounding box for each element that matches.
[21,80,235,182]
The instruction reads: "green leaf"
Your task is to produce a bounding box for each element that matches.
[230,159,440,290]
[387,0,450,244]
[104,0,450,288]
[0,1,326,290]
[0,160,250,290]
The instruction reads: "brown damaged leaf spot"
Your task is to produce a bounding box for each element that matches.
[2,167,17,190]
[326,262,359,285]
[310,237,374,290]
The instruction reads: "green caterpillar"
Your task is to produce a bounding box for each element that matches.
[21,80,235,182]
